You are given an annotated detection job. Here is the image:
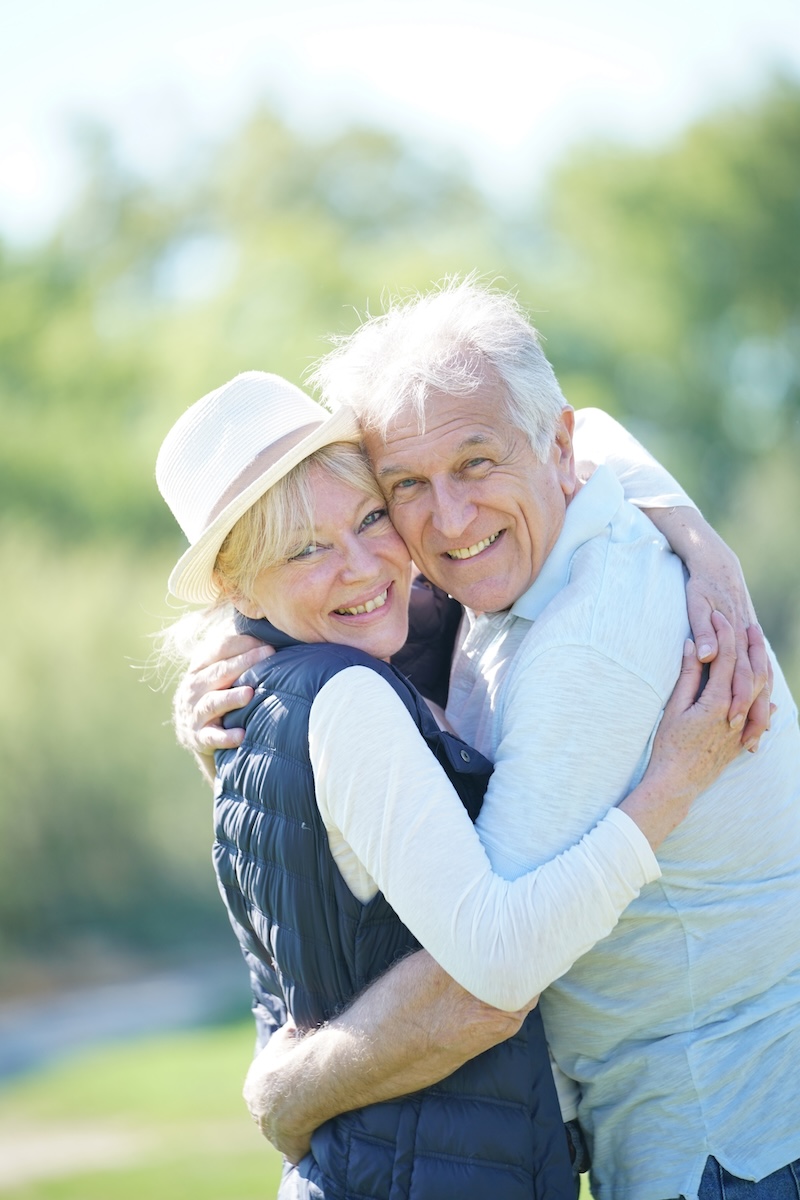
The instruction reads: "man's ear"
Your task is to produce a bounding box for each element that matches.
[555,406,577,497]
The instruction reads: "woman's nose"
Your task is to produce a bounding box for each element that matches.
[339,537,382,581]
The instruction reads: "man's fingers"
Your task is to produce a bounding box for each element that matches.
[196,724,247,753]
[191,644,273,691]
[196,684,255,729]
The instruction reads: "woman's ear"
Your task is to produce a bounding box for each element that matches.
[234,596,263,619]
[213,570,262,619]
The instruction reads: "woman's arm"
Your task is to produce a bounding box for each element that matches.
[573,406,771,745]
[246,623,743,1158]
[310,617,742,1014]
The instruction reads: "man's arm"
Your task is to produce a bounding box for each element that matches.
[172,631,273,775]
[245,632,741,1159]
[243,950,531,1163]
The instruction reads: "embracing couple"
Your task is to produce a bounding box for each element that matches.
[156,280,800,1200]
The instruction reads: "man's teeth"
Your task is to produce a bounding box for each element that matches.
[446,532,500,560]
[335,589,388,616]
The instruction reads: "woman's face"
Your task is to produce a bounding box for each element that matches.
[238,465,414,660]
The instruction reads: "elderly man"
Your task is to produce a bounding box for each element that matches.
[177,282,797,1200]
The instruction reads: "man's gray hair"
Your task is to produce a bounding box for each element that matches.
[308,278,567,462]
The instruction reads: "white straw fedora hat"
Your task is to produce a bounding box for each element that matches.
[156,371,361,604]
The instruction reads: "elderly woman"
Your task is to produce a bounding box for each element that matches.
[157,371,745,1200]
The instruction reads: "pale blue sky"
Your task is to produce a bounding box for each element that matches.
[2,0,798,241]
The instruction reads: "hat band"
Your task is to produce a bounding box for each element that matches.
[201,420,323,531]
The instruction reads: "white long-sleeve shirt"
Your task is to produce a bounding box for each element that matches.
[309,667,659,1011]
[305,409,691,1013]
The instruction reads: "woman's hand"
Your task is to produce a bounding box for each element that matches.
[620,612,765,849]
[651,612,747,791]
[644,506,773,750]
[172,631,273,767]
[683,538,772,750]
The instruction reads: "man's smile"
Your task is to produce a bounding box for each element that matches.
[445,531,503,560]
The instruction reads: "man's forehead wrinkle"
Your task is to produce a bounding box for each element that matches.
[458,433,494,450]
[375,432,496,481]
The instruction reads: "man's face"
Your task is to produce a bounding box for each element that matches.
[363,382,577,613]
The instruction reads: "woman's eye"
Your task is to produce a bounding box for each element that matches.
[289,543,318,561]
[361,507,388,529]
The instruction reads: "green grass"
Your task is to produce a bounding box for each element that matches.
[0,1021,284,1199]
[0,1021,595,1198]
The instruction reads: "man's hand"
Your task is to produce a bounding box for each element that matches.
[643,507,773,751]
[243,1022,315,1165]
[172,629,273,777]
[242,951,532,1163]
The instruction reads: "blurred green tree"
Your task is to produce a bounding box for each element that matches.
[0,78,797,979]
[537,71,800,512]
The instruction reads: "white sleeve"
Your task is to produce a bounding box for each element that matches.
[475,643,669,880]
[309,666,660,1012]
[573,407,697,510]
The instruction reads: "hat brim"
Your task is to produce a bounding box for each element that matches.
[168,404,362,604]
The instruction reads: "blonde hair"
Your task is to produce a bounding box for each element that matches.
[213,441,382,605]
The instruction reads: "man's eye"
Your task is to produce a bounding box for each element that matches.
[393,478,418,492]
[465,458,489,469]
[361,507,389,529]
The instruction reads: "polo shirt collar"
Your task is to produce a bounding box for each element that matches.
[509,465,624,623]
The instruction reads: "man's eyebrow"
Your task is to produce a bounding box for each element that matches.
[376,434,494,480]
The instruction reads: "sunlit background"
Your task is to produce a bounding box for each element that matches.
[1,1,798,1196]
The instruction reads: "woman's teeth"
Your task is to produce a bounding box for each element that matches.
[335,589,388,616]
[446,532,500,560]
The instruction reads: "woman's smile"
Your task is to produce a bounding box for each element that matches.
[237,467,414,660]
[333,583,392,616]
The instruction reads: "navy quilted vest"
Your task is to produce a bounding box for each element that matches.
[215,627,574,1200]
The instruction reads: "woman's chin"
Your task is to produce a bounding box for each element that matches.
[336,627,408,661]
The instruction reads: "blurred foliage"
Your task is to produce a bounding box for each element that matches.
[538,72,800,503]
[0,1019,595,1198]
[0,1021,284,1197]
[0,73,797,981]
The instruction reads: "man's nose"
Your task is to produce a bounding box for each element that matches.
[429,478,477,541]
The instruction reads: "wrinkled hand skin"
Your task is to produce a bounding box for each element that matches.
[643,505,773,751]
[172,632,273,770]
[684,558,772,751]
[244,1023,314,1165]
